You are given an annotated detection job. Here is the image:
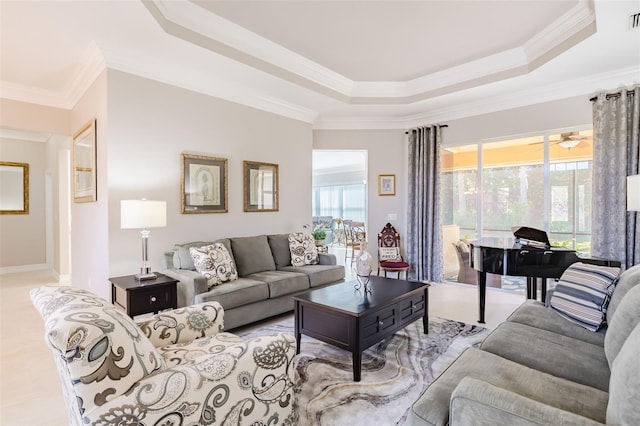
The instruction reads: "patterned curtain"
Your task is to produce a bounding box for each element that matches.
[407,126,443,282]
[591,86,640,269]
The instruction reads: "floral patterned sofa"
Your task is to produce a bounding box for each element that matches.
[31,285,297,426]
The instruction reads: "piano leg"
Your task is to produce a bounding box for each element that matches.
[526,277,537,299]
[477,271,486,324]
[541,278,547,304]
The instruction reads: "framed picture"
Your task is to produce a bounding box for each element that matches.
[181,153,228,214]
[378,174,396,196]
[73,118,97,202]
[243,160,279,212]
[0,161,29,214]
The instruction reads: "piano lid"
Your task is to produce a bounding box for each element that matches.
[511,226,551,249]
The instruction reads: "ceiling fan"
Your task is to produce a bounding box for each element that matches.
[529,132,589,149]
[553,132,589,149]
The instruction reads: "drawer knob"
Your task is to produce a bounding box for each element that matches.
[150,296,157,303]
[378,320,383,326]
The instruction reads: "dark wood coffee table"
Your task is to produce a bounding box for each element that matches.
[293,276,429,381]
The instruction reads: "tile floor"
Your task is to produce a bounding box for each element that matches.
[0,266,523,425]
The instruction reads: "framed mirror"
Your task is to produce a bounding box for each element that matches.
[0,161,29,214]
[73,118,97,202]
[243,160,279,212]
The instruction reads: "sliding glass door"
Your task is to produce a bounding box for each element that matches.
[442,129,594,285]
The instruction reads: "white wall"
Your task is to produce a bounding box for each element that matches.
[0,137,46,269]
[0,99,71,275]
[444,94,592,147]
[70,71,109,298]
[106,70,313,286]
[312,129,407,254]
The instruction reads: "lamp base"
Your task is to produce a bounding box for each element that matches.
[135,272,157,281]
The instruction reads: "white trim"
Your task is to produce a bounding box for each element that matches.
[0,263,49,275]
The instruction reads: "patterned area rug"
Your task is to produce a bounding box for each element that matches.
[239,316,489,425]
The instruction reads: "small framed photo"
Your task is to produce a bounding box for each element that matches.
[378,174,396,196]
[181,153,228,214]
[243,160,279,212]
[73,118,97,203]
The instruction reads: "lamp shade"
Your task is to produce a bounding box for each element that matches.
[628,175,640,211]
[121,200,167,229]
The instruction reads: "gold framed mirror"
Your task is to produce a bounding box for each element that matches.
[0,161,29,214]
[73,118,97,202]
[243,160,279,212]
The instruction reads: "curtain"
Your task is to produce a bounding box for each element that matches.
[407,126,443,282]
[591,86,640,269]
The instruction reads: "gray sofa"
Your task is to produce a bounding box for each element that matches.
[162,233,345,330]
[407,263,640,426]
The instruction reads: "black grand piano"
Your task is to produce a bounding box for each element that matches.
[469,226,620,323]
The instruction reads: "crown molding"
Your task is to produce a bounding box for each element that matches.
[146,0,595,104]
[0,42,106,110]
[103,47,318,123]
[314,65,640,130]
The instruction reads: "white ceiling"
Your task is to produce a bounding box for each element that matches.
[1,0,639,129]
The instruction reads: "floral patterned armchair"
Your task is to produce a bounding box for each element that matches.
[30,286,297,426]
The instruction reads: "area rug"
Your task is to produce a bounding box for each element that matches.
[239,316,489,425]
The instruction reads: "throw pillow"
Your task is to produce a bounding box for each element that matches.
[190,243,238,288]
[379,247,401,261]
[549,262,621,331]
[288,233,319,267]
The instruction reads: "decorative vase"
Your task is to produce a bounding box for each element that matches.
[354,242,373,293]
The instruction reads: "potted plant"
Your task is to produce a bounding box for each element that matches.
[312,225,327,246]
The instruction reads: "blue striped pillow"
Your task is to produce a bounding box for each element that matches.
[549,262,621,331]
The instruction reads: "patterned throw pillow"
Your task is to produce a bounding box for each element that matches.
[288,233,319,267]
[549,262,621,331]
[190,243,238,288]
[379,247,401,261]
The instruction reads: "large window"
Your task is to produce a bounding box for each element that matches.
[312,150,367,223]
[442,129,593,253]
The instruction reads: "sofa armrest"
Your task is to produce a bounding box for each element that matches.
[84,332,297,425]
[135,302,224,347]
[160,268,209,307]
[450,377,604,426]
[318,253,337,265]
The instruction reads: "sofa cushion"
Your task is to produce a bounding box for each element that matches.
[604,283,640,369]
[506,300,605,346]
[480,321,610,391]
[606,263,640,325]
[407,347,608,426]
[193,277,269,310]
[288,233,318,266]
[157,332,244,368]
[268,234,293,269]
[30,286,165,416]
[548,262,620,331]
[607,322,640,426]
[230,235,276,276]
[174,241,214,270]
[280,264,345,287]
[246,270,309,298]
[190,243,238,287]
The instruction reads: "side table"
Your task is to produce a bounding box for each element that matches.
[110,272,178,317]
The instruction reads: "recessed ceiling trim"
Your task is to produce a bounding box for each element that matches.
[146,0,595,105]
[314,65,640,130]
[103,46,318,123]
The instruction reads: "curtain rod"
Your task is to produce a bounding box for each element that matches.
[404,124,448,134]
[590,90,636,102]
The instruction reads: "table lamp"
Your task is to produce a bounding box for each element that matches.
[121,199,167,280]
[628,175,640,212]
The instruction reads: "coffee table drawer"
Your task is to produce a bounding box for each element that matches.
[398,293,426,325]
[361,305,398,347]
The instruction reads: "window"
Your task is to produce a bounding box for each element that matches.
[312,150,367,223]
[442,129,593,254]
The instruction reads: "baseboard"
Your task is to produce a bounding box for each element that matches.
[0,263,49,275]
